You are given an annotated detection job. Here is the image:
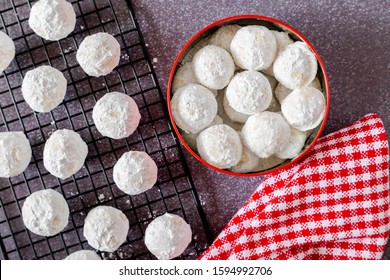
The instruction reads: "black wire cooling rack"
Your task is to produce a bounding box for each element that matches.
[0,0,212,260]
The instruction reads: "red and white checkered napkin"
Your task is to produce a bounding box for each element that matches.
[200,114,390,260]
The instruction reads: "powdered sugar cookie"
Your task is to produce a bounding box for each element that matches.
[275,128,307,159]
[113,151,158,195]
[225,70,272,115]
[83,206,129,252]
[0,31,15,74]
[281,87,326,131]
[171,84,217,133]
[209,24,241,51]
[242,111,290,158]
[77,32,120,77]
[92,92,140,139]
[29,0,76,41]
[273,42,317,90]
[197,124,242,169]
[145,213,191,260]
[230,25,277,70]
[193,45,235,89]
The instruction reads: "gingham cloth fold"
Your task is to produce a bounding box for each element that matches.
[199,113,390,260]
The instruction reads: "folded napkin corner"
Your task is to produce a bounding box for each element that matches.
[200,113,390,260]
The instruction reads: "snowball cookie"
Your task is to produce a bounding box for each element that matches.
[275,128,307,159]
[197,124,242,169]
[226,71,272,115]
[275,82,292,103]
[181,115,223,152]
[209,24,241,51]
[22,66,67,112]
[22,189,69,236]
[230,132,260,173]
[281,87,326,131]
[230,145,260,173]
[172,62,197,93]
[216,92,244,131]
[272,30,294,53]
[29,0,76,41]
[264,73,278,91]
[65,250,101,260]
[275,77,322,103]
[93,92,140,139]
[113,151,158,195]
[44,129,88,179]
[0,31,15,75]
[262,30,294,76]
[83,206,129,252]
[251,155,286,172]
[76,32,121,77]
[223,94,250,123]
[242,112,290,158]
[273,42,318,90]
[267,96,281,112]
[181,36,210,64]
[0,132,31,178]
[230,25,277,71]
[192,45,235,90]
[145,213,192,260]
[171,84,217,134]
[172,62,217,96]
[309,76,322,90]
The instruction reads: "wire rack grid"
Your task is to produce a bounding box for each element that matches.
[0,0,212,260]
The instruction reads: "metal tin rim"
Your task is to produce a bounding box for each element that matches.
[167,14,330,177]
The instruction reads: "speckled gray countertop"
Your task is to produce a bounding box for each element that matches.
[131,0,390,258]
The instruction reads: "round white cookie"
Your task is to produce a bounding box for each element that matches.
[273,42,318,90]
[43,129,88,179]
[172,62,197,93]
[197,124,242,169]
[216,92,244,131]
[267,96,281,112]
[274,82,292,103]
[22,65,67,112]
[275,128,307,159]
[171,84,217,134]
[251,155,286,172]
[230,25,277,70]
[65,250,101,260]
[83,206,129,252]
[263,73,278,91]
[275,77,322,103]
[262,30,294,76]
[0,31,15,74]
[223,94,250,123]
[209,24,241,51]
[113,151,158,195]
[230,132,260,173]
[0,132,31,178]
[192,45,235,89]
[181,115,223,152]
[226,70,272,115]
[76,32,121,77]
[272,30,294,52]
[144,213,192,260]
[29,0,76,41]
[181,36,210,64]
[242,111,291,158]
[281,87,326,131]
[93,92,140,139]
[22,189,69,236]
[172,62,217,96]
[309,77,322,90]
